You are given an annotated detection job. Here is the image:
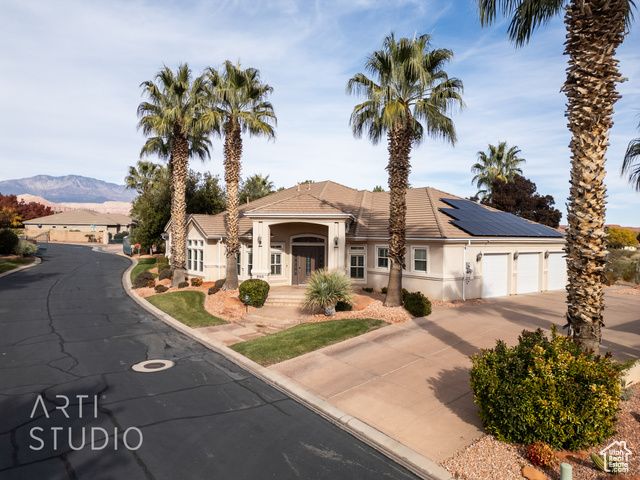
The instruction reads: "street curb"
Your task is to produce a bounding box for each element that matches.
[0,256,42,279]
[121,261,453,480]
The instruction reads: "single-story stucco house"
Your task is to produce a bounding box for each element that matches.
[165,181,567,301]
[24,210,134,243]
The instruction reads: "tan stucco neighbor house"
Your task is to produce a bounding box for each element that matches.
[165,181,567,301]
[24,210,134,243]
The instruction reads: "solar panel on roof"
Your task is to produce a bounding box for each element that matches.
[440,198,564,238]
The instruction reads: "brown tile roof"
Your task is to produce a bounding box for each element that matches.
[24,209,133,226]
[187,180,562,240]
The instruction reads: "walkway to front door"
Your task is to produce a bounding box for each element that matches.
[292,245,324,285]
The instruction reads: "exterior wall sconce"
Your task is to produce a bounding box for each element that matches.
[476,252,482,262]
[544,250,550,259]
[514,251,520,260]
[333,236,339,246]
[257,236,262,246]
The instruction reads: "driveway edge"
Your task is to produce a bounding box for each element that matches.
[121,261,452,480]
[0,256,41,279]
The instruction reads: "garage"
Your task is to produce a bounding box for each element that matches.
[517,253,540,294]
[547,252,567,290]
[482,254,509,298]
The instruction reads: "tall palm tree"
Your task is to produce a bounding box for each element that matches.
[348,33,464,307]
[138,63,211,286]
[239,173,276,204]
[125,160,165,196]
[204,61,277,290]
[477,0,636,353]
[472,142,525,198]
[622,121,640,190]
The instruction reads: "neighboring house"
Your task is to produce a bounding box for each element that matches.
[24,209,134,243]
[165,181,566,301]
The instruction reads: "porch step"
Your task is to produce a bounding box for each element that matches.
[236,306,308,329]
[264,287,307,307]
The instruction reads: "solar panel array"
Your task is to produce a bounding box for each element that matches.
[439,198,564,237]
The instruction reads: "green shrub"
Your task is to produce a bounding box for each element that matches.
[208,286,218,295]
[470,327,627,450]
[239,279,270,307]
[402,291,431,317]
[362,287,374,293]
[155,284,168,293]
[303,269,354,316]
[336,300,353,312]
[133,271,155,289]
[381,286,387,294]
[0,229,19,255]
[156,256,169,267]
[14,240,37,257]
[191,278,203,287]
[526,441,557,468]
[158,267,172,281]
[113,231,129,240]
[177,281,189,289]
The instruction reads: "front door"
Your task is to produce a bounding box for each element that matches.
[292,246,324,285]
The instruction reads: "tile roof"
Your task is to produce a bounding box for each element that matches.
[186,181,563,240]
[24,209,133,226]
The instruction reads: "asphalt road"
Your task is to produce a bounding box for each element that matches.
[0,244,421,480]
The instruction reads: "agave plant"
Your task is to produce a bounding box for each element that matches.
[303,270,354,316]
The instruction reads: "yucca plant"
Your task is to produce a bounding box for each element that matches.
[303,270,354,316]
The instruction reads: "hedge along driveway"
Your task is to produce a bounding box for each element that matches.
[146,291,227,327]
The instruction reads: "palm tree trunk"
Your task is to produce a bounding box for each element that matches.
[223,120,242,290]
[170,128,189,287]
[384,123,412,307]
[167,155,176,270]
[562,0,626,353]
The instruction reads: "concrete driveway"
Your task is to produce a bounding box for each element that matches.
[269,289,640,462]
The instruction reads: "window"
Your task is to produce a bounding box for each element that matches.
[350,254,365,279]
[187,239,204,273]
[413,248,427,272]
[237,251,241,275]
[270,243,283,276]
[377,246,389,269]
[247,250,253,277]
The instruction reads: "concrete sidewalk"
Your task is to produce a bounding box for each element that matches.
[268,290,640,463]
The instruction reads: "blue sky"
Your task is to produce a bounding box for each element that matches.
[1,0,638,225]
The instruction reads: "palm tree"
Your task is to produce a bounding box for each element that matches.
[472,142,525,198]
[622,121,640,190]
[239,173,276,204]
[137,63,211,286]
[348,33,464,307]
[204,61,277,290]
[125,160,165,196]
[477,0,636,353]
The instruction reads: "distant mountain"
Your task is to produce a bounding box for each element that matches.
[0,175,136,203]
[17,194,132,216]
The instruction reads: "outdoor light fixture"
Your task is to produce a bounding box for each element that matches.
[514,251,520,260]
[257,236,262,246]
[476,252,482,262]
[544,250,550,259]
[243,295,250,313]
[333,236,339,246]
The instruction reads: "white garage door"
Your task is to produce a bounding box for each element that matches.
[482,254,509,298]
[517,253,540,294]
[547,252,567,290]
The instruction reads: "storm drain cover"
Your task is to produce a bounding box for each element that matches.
[132,359,175,373]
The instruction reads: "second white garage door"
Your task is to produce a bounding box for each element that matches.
[547,252,567,290]
[517,253,540,294]
[482,254,509,298]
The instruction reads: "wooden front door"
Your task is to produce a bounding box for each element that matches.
[292,245,324,285]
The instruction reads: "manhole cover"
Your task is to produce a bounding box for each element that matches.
[132,359,175,373]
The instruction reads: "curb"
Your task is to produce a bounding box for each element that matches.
[0,256,42,279]
[121,261,452,480]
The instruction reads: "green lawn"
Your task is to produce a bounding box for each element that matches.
[230,318,387,366]
[0,257,35,274]
[130,257,158,283]
[146,291,226,327]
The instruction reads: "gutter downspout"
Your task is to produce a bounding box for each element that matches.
[463,240,470,301]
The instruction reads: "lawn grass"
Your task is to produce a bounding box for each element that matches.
[130,257,157,283]
[0,257,35,274]
[146,291,226,327]
[230,318,387,366]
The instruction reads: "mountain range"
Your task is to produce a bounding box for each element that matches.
[0,175,136,203]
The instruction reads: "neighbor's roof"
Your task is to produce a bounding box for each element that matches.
[24,209,134,226]
[184,181,563,240]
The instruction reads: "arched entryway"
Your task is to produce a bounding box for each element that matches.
[291,236,325,285]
